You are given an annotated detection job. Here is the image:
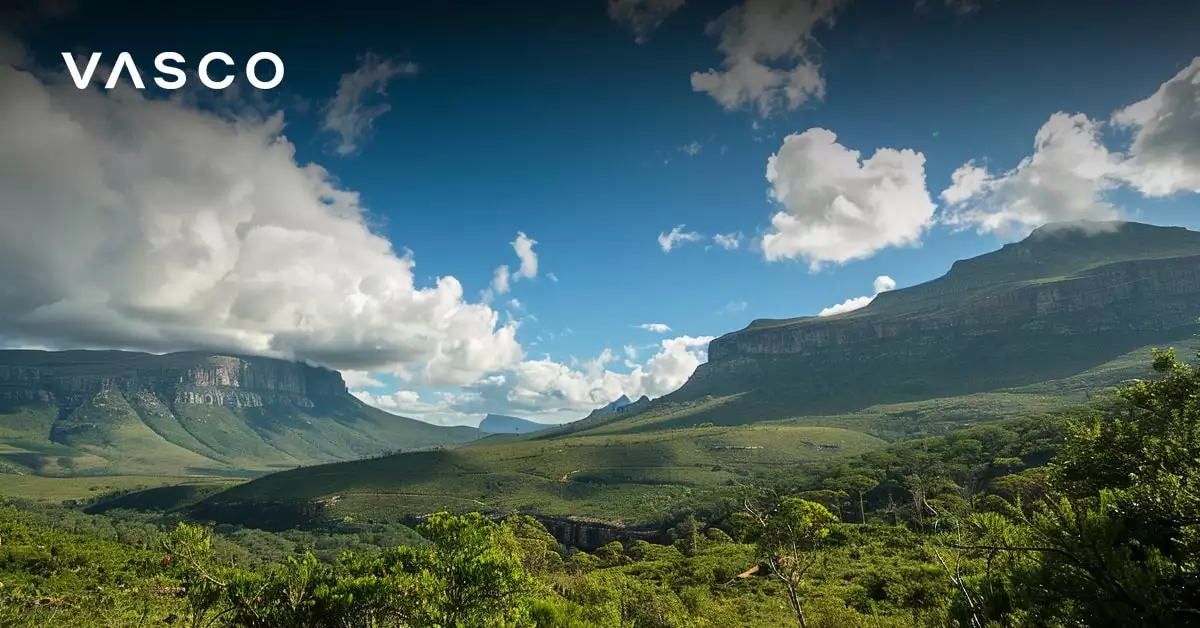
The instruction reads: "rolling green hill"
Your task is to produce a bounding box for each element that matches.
[183,221,1200,530]
[0,351,479,477]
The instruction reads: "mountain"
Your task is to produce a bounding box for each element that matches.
[0,350,478,477]
[161,221,1200,532]
[586,394,632,418]
[658,221,1200,423]
[478,414,555,434]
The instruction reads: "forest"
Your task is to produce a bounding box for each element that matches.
[1,349,1197,627]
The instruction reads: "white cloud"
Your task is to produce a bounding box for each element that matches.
[635,323,673,334]
[717,300,748,315]
[608,0,686,44]
[449,335,714,416]
[1112,57,1200,197]
[658,224,703,252]
[0,45,522,388]
[546,272,559,282]
[818,275,896,316]
[940,113,1122,236]
[690,0,847,117]
[342,369,385,388]
[322,53,418,156]
[353,334,714,425]
[712,232,743,250]
[510,232,538,281]
[490,266,511,296]
[679,140,703,156]
[760,128,936,269]
[916,0,985,15]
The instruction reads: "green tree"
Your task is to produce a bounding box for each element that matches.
[746,497,837,628]
[972,349,1200,627]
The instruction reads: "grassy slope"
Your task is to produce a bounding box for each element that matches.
[194,337,1199,526]
[0,388,479,478]
[0,474,241,502]
[201,425,884,525]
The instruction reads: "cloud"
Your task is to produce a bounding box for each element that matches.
[818,275,896,316]
[322,53,418,156]
[546,272,559,282]
[341,369,385,388]
[915,0,986,15]
[511,232,539,281]
[635,323,673,333]
[760,128,936,269]
[1112,57,1200,197]
[717,300,748,315]
[447,335,714,416]
[481,232,539,303]
[491,266,512,296]
[712,232,743,250]
[679,140,703,156]
[0,44,522,388]
[690,0,848,117]
[940,113,1122,236]
[352,334,714,425]
[608,0,686,44]
[658,224,703,252]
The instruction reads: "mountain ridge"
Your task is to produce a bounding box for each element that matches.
[0,350,478,477]
[478,413,555,434]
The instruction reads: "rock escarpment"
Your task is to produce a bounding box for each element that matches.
[670,222,1200,414]
[0,350,477,477]
[0,351,346,409]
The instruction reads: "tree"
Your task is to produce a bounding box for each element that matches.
[969,349,1200,627]
[745,497,836,628]
[835,475,879,524]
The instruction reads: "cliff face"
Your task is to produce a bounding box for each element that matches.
[0,351,346,409]
[707,255,1200,362]
[670,222,1200,414]
[0,350,477,477]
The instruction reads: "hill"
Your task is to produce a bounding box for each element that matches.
[0,350,479,477]
[586,394,633,418]
[478,414,556,434]
[180,221,1200,530]
[659,220,1200,424]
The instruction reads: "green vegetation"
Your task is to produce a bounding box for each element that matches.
[0,350,480,478]
[4,349,1199,625]
[196,425,884,526]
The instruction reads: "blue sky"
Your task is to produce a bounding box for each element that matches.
[2,0,1199,425]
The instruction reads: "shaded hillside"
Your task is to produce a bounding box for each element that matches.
[192,423,885,529]
[141,222,1200,530]
[661,221,1200,423]
[0,351,478,477]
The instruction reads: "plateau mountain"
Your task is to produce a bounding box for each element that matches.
[478,414,556,434]
[0,351,479,477]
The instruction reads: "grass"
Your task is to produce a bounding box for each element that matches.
[0,382,479,478]
[196,425,883,526]
[0,474,241,502]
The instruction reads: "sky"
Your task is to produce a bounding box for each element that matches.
[1,0,1198,426]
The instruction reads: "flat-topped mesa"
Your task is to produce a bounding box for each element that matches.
[705,222,1200,363]
[0,350,347,408]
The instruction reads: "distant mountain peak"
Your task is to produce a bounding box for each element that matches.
[586,394,635,418]
[478,413,554,434]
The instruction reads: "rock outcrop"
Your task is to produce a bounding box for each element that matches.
[0,351,345,409]
[668,222,1200,415]
[0,350,478,477]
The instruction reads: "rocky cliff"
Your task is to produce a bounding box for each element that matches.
[0,351,346,409]
[669,222,1200,416]
[0,350,478,477]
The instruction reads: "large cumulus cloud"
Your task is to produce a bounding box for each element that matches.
[0,48,522,386]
